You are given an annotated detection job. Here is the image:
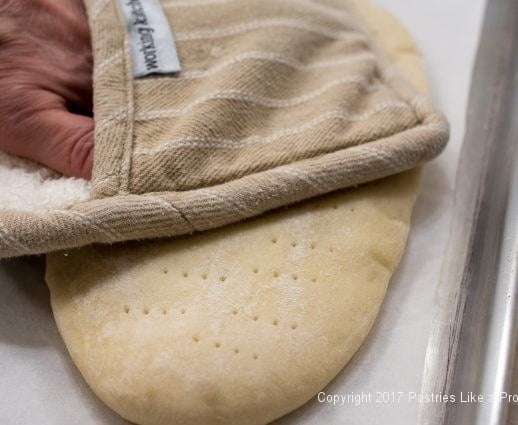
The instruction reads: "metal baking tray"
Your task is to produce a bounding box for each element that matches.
[419,0,518,424]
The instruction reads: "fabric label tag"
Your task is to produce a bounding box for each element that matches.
[117,0,182,78]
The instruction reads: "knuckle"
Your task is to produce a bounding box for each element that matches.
[69,125,94,178]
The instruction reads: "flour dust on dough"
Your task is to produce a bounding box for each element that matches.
[46,1,430,424]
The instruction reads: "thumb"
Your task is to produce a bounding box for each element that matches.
[6,108,94,179]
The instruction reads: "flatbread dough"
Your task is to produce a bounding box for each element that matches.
[46,2,429,424]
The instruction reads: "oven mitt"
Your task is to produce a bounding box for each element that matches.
[0,0,447,258]
[46,1,434,424]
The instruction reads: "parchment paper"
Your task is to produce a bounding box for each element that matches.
[0,1,486,423]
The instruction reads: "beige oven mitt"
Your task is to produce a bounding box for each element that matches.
[47,1,436,424]
[0,0,447,259]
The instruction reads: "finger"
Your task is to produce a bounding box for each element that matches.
[36,108,94,179]
[4,107,94,179]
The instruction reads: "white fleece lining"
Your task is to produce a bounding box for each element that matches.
[0,151,91,213]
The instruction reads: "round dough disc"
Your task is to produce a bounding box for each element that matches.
[46,2,429,424]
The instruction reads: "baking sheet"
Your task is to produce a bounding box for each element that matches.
[0,1,486,423]
[419,1,518,424]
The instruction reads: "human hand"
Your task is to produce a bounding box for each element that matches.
[0,0,93,179]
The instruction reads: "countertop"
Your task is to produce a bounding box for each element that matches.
[0,1,488,424]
